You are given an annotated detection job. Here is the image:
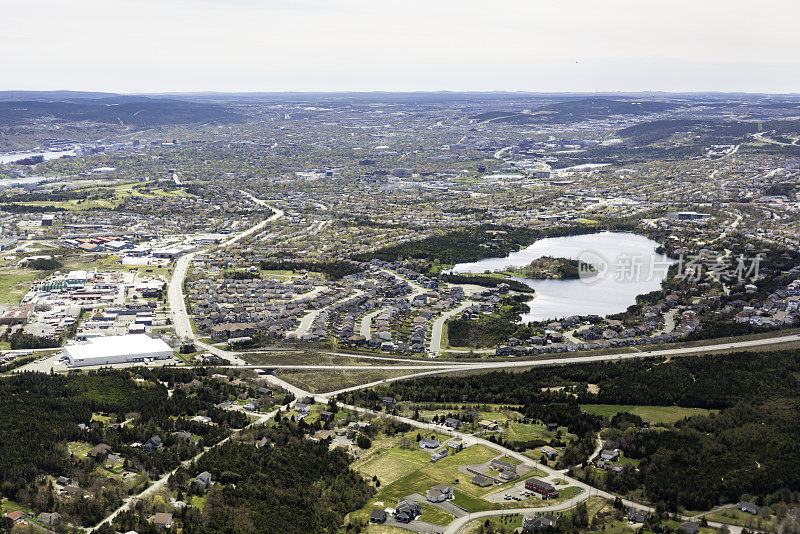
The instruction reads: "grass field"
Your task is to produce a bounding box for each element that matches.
[353,434,551,515]
[579,404,718,424]
[67,441,93,458]
[240,351,412,367]
[190,495,206,512]
[276,369,419,393]
[462,513,524,533]
[504,421,556,441]
[705,507,777,530]
[0,269,45,305]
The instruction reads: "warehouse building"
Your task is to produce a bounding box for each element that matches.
[64,334,174,367]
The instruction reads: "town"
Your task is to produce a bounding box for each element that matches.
[2,87,800,534]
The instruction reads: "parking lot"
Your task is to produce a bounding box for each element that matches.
[483,479,542,503]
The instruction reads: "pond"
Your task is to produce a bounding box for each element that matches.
[447,231,673,322]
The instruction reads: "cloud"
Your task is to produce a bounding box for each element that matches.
[1,0,798,92]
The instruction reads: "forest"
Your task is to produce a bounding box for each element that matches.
[0,368,255,528]
[440,272,533,293]
[258,260,362,280]
[108,422,373,534]
[447,295,536,348]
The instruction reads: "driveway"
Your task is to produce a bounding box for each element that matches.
[406,493,468,518]
[384,517,444,534]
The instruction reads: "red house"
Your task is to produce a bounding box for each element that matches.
[525,478,560,499]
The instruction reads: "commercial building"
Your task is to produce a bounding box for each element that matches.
[63,334,173,367]
[66,270,88,288]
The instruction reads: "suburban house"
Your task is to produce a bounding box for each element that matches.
[87,443,112,458]
[738,501,761,515]
[426,483,453,503]
[472,474,494,487]
[195,471,213,491]
[444,417,462,428]
[370,509,387,524]
[523,514,558,531]
[678,521,699,534]
[430,449,449,462]
[478,419,498,431]
[153,512,173,529]
[600,449,620,461]
[491,458,517,474]
[525,478,560,499]
[540,446,558,460]
[394,500,421,523]
[4,510,24,524]
[37,512,61,526]
[628,509,647,523]
[143,435,163,452]
[419,436,440,449]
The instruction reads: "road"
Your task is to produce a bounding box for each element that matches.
[287,289,364,339]
[306,391,753,533]
[429,301,473,353]
[90,404,285,532]
[168,191,283,340]
[753,131,798,147]
[358,309,383,338]
[221,192,283,247]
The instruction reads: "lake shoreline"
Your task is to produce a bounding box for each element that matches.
[447,231,674,322]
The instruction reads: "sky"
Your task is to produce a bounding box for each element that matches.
[2,0,799,94]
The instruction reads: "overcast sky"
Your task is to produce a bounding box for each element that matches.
[3,0,799,94]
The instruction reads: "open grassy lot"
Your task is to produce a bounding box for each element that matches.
[276,369,420,393]
[404,404,524,423]
[462,513,524,533]
[579,404,718,425]
[705,507,778,531]
[353,433,552,515]
[67,441,93,458]
[0,268,46,305]
[240,350,411,367]
[504,421,557,441]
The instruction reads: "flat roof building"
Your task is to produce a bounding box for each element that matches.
[66,270,88,288]
[64,334,173,367]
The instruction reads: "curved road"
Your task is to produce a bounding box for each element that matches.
[168,191,283,347]
[429,301,473,353]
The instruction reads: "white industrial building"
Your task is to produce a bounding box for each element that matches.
[63,334,174,367]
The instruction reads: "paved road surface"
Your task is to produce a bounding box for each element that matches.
[429,302,473,353]
[168,191,283,342]
[358,309,382,338]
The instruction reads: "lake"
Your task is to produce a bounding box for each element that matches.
[447,231,673,322]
